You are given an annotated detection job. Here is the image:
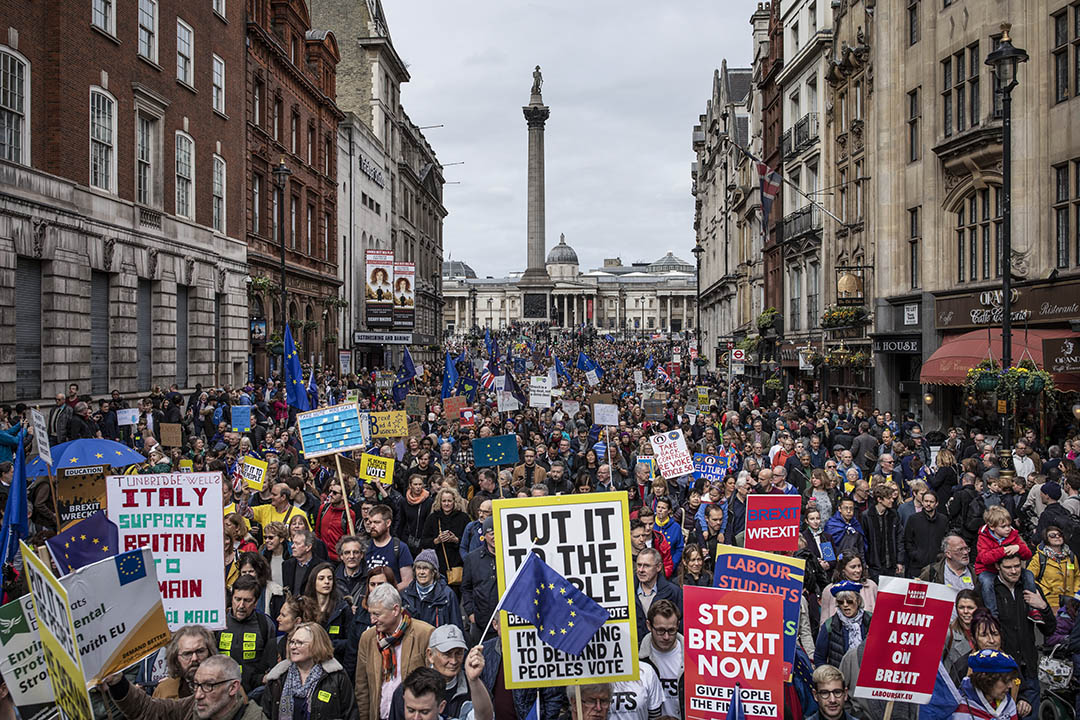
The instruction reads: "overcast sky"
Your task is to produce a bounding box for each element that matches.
[382,0,754,278]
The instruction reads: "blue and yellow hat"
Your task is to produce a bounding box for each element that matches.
[968,649,1018,673]
[830,580,862,596]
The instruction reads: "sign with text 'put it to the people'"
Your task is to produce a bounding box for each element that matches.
[493,492,637,688]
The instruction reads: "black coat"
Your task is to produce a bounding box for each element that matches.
[861,507,904,576]
[992,575,1055,674]
[903,510,950,573]
[421,509,470,572]
[67,413,98,440]
[633,575,683,641]
[261,659,359,720]
[1037,503,1080,556]
[283,557,315,598]
[462,543,498,627]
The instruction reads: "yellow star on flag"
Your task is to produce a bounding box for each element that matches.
[95,453,103,458]
[91,538,99,544]
[115,450,123,455]
[69,457,78,463]
[80,534,86,541]
[567,598,573,605]
[549,630,555,636]
[548,583,555,590]
[560,629,567,634]
[559,587,566,594]
[102,546,109,552]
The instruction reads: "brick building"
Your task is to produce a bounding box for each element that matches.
[245,0,343,378]
[0,0,250,402]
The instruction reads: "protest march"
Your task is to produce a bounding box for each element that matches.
[0,323,1076,720]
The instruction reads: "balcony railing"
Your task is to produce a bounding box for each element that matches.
[781,129,793,159]
[782,205,822,240]
[783,113,820,159]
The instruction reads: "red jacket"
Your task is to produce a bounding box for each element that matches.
[652,530,675,578]
[975,523,1032,575]
[314,503,357,562]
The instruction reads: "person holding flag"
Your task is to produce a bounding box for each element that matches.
[283,324,310,412]
[442,350,459,400]
[0,426,28,568]
[393,347,417,404]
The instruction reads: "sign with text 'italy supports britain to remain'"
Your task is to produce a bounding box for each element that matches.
[492,492,638,688]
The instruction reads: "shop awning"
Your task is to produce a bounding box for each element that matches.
[920,328,1080,391]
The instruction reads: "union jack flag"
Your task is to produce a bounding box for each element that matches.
[480,361,496,390]
[758,162,782,225]
[657,365,671,383]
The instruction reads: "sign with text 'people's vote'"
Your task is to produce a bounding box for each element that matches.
[744,495,801,553]
[107,472,224,630]
[297,403,367,457]
[493,492,637,688]
[684,586,785,720]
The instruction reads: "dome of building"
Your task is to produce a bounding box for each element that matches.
[442,260,477,279]
[546,233,579,265]
[647,252,694,273]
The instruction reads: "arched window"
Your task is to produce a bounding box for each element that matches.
[953,187,1002,283]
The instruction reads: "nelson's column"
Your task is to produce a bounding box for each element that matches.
[519,66,553,319]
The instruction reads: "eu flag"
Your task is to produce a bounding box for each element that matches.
[0,429,28,563]
[284,324,310,411]
[392,347,417,404]
[441,350,459,400]
[554,356,573,385]
[644,355,655,371]
[472,435,519,467]
[501,552,609,656]
[724,684,747,720]
[115,549,147,586]
[45,511,120,575]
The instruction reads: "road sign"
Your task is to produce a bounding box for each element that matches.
[731,349,746,362]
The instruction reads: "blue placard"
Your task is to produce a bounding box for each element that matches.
[230,405,252,433]
[692,452,729,481]
[820,540,836,563]
[296,403,367,458]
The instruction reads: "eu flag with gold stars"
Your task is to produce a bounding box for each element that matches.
[44,511,119,575]
[114,549,147,586]
[284,323,311,411]
[501,552,609,656]
[472,435,518,468]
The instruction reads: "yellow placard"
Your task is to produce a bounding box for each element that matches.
[239,456,268,490]
[178,459,193,472]
[358,453,396,485]
[369,410,408,438]
[20,540,93,720]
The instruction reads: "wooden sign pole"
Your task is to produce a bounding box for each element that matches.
[333,453,356,535]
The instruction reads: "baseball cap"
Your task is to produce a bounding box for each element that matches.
[429,624,468,653]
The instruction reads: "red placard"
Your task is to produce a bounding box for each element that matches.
[460,407,475,427]
[854,576,955,704]
[744,494,801,552]
[684,586,785,720]
[444,396,466,420]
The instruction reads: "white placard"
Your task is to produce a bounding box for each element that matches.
[561,400,580,417]
[498,391,521,413]
[116,408,140,426]
[594,403,619,427]
[29,408,50,467]
[649,429,694,479]
[529,376,552,409]
[585,369,600,386]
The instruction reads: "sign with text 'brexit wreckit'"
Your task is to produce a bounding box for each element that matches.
[107,472,225,630]
[493,492,637,688]
[854,576,955,704]
[56,464,111,530]
[744,495,801,553]
[20,540,93,720]
[296,403,368,457]
[713,545,804,679]
[684,586,785,720]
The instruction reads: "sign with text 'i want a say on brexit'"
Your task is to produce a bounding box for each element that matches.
[743,495,801,553]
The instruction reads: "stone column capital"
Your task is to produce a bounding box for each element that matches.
[523,104,550,128]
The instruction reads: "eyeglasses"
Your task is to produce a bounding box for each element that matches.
[178,647,210,660]
[192,679,235,694]
[652,627,678,636]
[582,698,612,709]
[288,638,311,647]
[815,689,846,699]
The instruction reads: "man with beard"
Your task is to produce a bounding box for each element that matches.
[153,626,218,699]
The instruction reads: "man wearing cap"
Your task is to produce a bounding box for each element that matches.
[388,625,479,720]
[401,549,463,630]
[461,517,499,643]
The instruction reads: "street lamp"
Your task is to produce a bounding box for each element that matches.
[985,23,1028,457]
[272,158,292,339]
[468,286,477,332]
[691,243,704,365]
[640,295,646,340]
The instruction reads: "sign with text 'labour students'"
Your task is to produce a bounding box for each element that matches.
[744,495,801,553]
[854,576,955,704]
[684,586,785,720]
[493,492,637,688]
[650,429,694,479]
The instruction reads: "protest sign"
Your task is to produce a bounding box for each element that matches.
[415,363,425,377]
[337,455,357,479]
[744,495,801,553]
[444,396,467,420]
[338,349,352,376]
[296,403,367,458]
[107,472,225,630]
[29,409,50,467]
[585,369,599,386]
[159,423,182,448]
[684,587,785,720]
[405,394,427,417]
[643,399,665,421]
[561,400,580,417]
[368,410,408,438]
[460,407,475,427]
[116,408,139,426]
[593,403,619,427]
[692,454,728,483]
[696,387,710,414]
[854,577,955,703]
[229,405,252,433]
[407,421,423,439]
[178,459,192,472]
[239,456,268,491]
[376,372,395,391]
[55,465,110,530]
[493,492,637,688]
[587,393,614,406]
[650,430,694,479]
[0,594,55,720]
[713,545,805,678]
[497,391,520,413]
[58,549,170,685]
[20,540,93,720]
[633,370,643,389]
[359,453,395,485]
[529,376,552,408]
[346,389,360,405]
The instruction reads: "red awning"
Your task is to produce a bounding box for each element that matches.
[920,328,1080,391]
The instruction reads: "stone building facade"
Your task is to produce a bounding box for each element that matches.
[245,0,343,378]
[760,1,787,318]
[0,0,250,402]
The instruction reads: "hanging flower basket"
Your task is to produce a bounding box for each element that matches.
[964,360,1000,393]
[1001,361,1054,397]
[763,378,784,391]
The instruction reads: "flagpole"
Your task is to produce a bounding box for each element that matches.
[333,453,356,535]
[729,139,846,226]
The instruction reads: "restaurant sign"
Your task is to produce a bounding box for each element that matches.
[872,336,922,354]
[935,279,1080,329]
[1044,336,1080,374]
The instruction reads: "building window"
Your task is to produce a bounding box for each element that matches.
[324,212,331,260]
[0,48,29,165]
[807,262,820,326]
[1054,12,1070,103]
[212,55,225,113]
[253,80,262,127]
[92,0,114,34]
[908,0,919,45]
[138,0,157,61]
[853,80,862,121]
[942,44,980,136]
[942,57,953,137]
[1055,163,1072,267]
[968,43,980,126]
[291,112,298,154]
[854,160,864,221]
[909,206,921,289]
[307,125,314,165]
[291,195,298,249]
[176,19,193,86]
[252,173,261,234]
[89,88,116,192]
[136,114,155,205]
[272,187,280,240]
[273,97,281,141]
[324,136,332,175]
[175,131,194,218]
[789,266,802,332]
[306,203,313,255]
[907,88,920,161]
[991,35,1004,118]
[212,155,225,233]
[838,169,847,223]
[955,188,1002,282]
[213,0,225,18]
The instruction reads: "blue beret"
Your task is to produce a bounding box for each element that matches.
[967,649,1018,674]
[830,581,862,597]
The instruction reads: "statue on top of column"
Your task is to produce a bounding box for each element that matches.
[531,66,543,96]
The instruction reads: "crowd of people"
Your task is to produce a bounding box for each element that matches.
[1,325,1080,720]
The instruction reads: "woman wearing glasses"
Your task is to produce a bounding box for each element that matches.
[262,622,359,720]
[813,581,873,669]
[1028,524,1080,611]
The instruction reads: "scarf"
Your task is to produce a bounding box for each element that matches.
[378,612,411,681]
[1043,544,1069,562]
[416,581,435,600]
[839,609,865,648]
[407,488,430,506]
[278,662,325,719]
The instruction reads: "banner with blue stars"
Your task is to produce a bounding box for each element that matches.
[471,435,518,468]
[296,403,368,458]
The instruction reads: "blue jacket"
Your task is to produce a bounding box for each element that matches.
[654,517,684,567]
[459,519,485,562]
[0,425,20,464]
[400,578,463,630]
[824,511,868,557]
